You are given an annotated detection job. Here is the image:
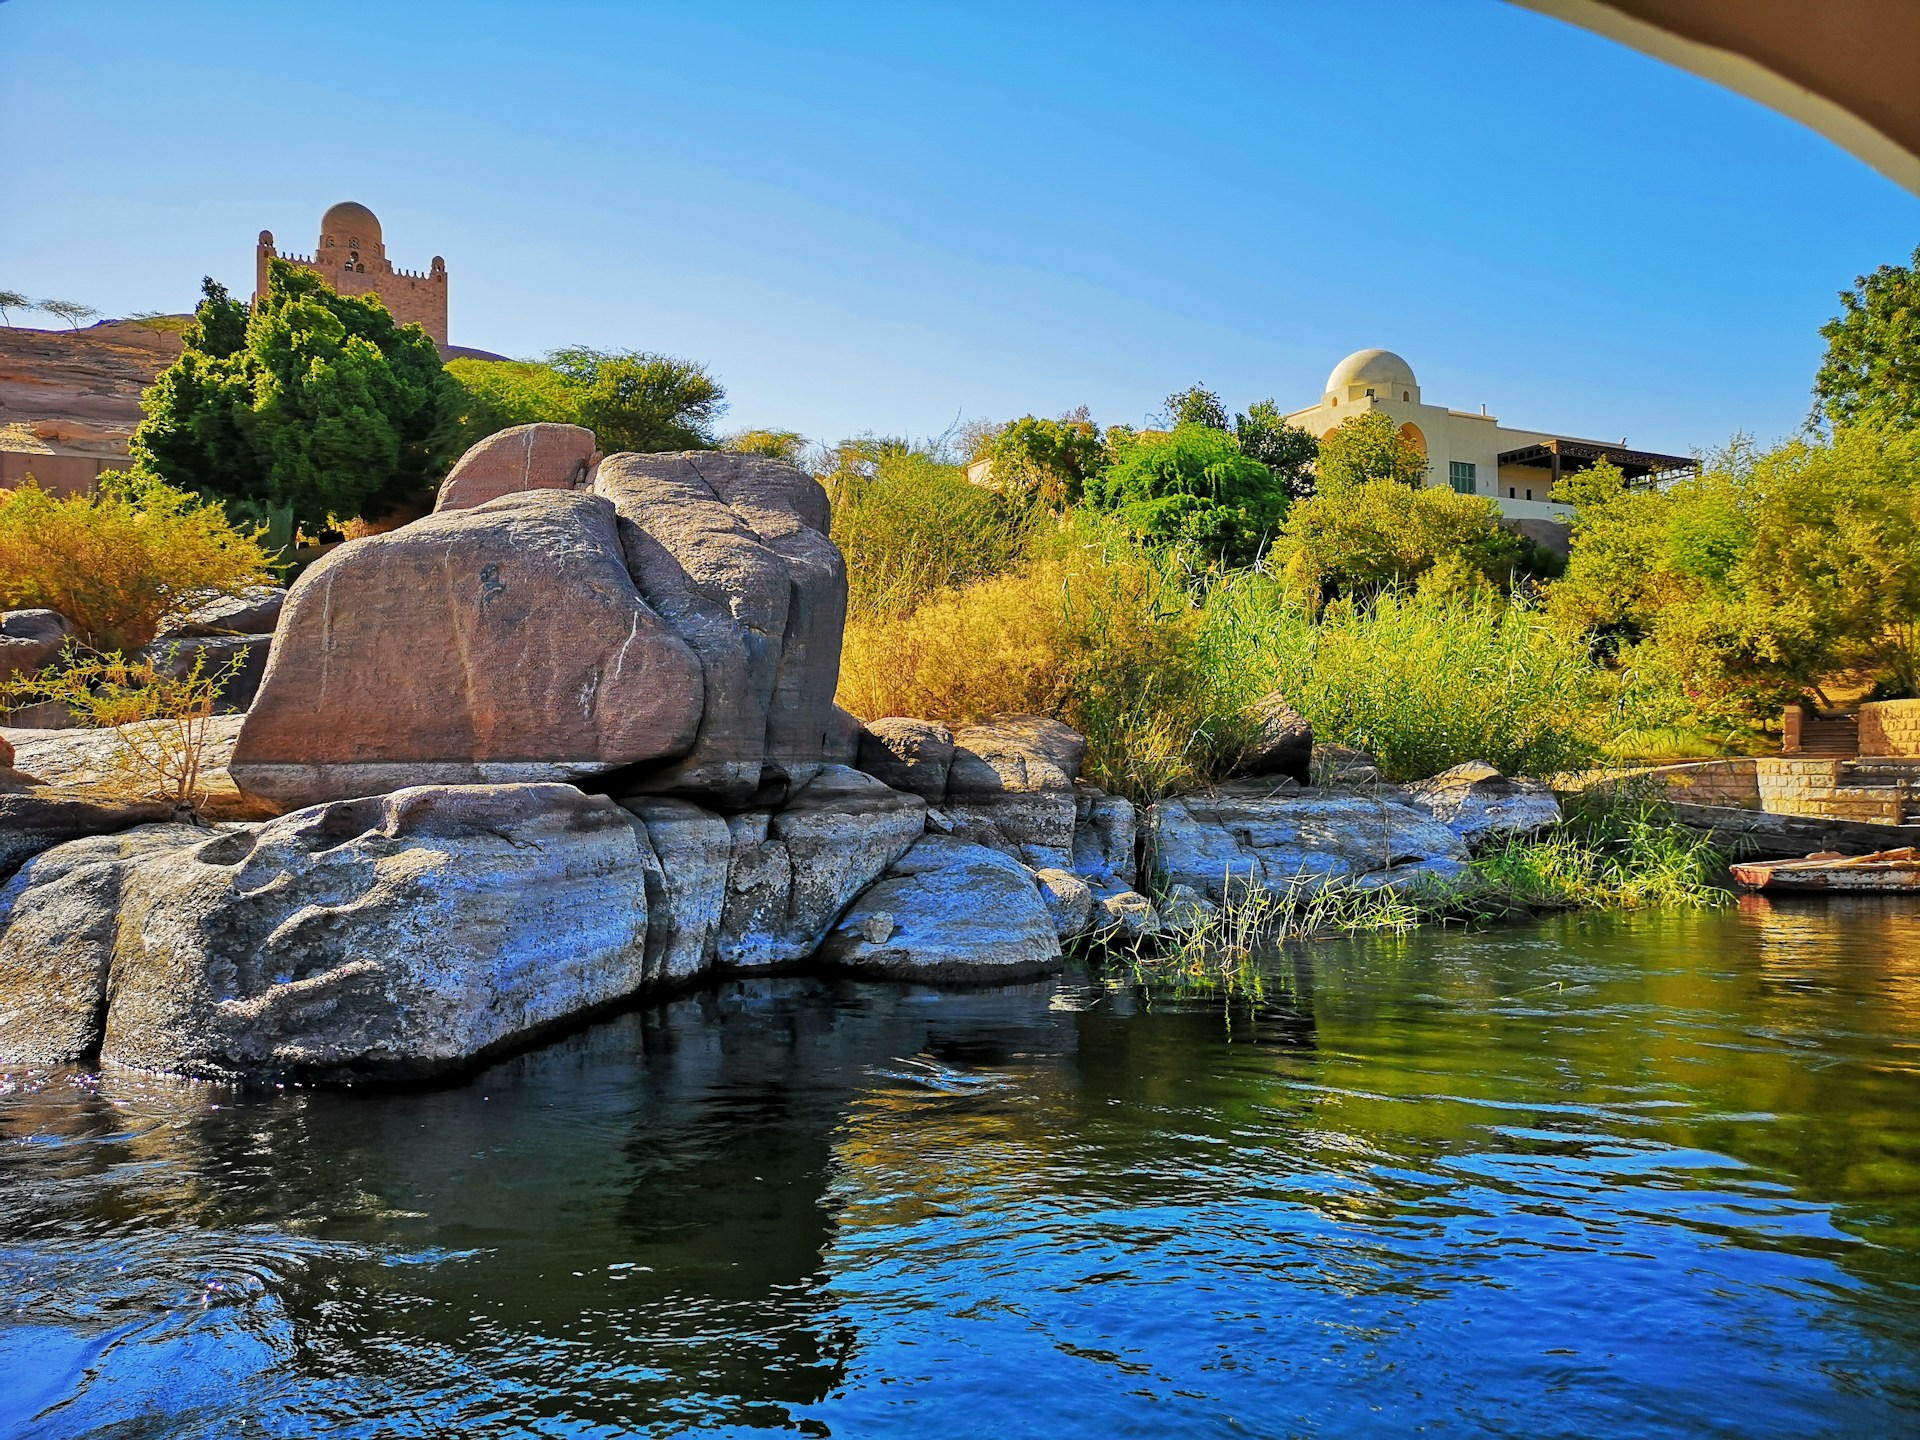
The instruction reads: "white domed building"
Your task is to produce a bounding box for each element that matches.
[1287,349,1696,548]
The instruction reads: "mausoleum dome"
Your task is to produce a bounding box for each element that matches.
[1326,348,1418,397]
[319,201,382,248]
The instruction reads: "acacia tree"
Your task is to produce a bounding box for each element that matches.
[1316,410,1430,489]
[548,346,725,452]
[0,289,26,325]
[131,262,450,535]
[39,299,100,330]
[1815,243,1920,432]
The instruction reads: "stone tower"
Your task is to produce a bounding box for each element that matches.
[255,201,448,346]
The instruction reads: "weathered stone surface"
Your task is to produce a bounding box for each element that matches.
[136,634,272,713]
[159,586,288,639]
[620,796,732,983]
[1150,783,1469,901]
[820,836,1061,980]
[230,491,704,805]
[1072,784,1138,891]
[435,423,598,513]
[598,451,846,804]
[0,825,204,1068]
[79,784,657,1082]
[1157,882,1219,935]
[942,715,1085,869]
[1405,761,1562,849]
[1093,889,1163,941]
[4,715,243,791]
[715,765,926,968]
[856,717,955,803]
[1031,865,1095,939]
[822,705,864,767]
[0,792,178,882]
[0,608,76,680]
[1312,744,1384,788]
[1236,693,1313,785]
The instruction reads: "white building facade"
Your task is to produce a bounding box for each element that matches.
[1286,349,1694,542]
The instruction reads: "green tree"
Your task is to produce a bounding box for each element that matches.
[0,289,27,325]
[1814,243,1920,432]
[548,346,725,452]
[1164,384,1230,431]
[1316,409,1430,489]
[1086,422,1286,566]
[185,276,248,358]
[1276,478,1527,598]
[130,258,450,535]
[1549,432,1920,717]
[984,414,1106,508]
[1234,400,1319,498]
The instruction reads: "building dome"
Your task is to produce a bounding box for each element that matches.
[319,201,382,247]
[1326,348,1417,396]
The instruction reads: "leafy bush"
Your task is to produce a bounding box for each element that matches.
[983,415,1106,508]
[826,439,1033,623]
[0,473,274,652]
[1087,422,1286,567]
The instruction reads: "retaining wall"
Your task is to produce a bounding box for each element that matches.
[1859,700,1920,758]
[1754,758,1905,824]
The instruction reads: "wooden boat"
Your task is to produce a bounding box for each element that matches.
[1730,847,1920,892]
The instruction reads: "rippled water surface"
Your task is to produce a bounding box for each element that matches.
[6,900,1920,1438]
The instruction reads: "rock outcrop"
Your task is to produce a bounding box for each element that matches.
[137,634,272,713]
[939,716,1086,871]
[1405,761,1562,849]
[597,451,847,805]
[0,825,206,1068]
[0,608,76,680]
[1235,693,1313,785]
[435,423,599,513]
[820,836,1062,979]
[1150,782,1469,901]
[0,792,178,882]
[856,718,954,803]
[158,586,288,640]
[230,491,705,805]
[0,785,658,1082]
[714,766,926,967]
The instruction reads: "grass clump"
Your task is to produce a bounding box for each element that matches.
[0,472,274,652]
[1193,580,1611,782]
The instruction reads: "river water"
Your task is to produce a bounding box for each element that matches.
[4,899,1920,1438]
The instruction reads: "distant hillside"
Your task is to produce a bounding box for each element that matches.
[0,322,510,464]
[0,321,184,457]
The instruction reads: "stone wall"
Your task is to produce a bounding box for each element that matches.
[1753,758,1905,824]
[1859,700,1920,758]
[0,451,130,498]
[1642,759,1760,808]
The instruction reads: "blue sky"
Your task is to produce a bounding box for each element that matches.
[3,0,1915,454]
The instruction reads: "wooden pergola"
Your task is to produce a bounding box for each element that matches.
[1495,437,1698,489]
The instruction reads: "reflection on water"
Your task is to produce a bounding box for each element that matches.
[4,904,1920,1437]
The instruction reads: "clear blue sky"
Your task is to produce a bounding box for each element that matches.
[3,0,1915,454]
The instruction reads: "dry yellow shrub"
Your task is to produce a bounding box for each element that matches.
[0,472,274,652]
[837,532,1240,801]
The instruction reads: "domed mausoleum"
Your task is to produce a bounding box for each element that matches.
[1286,348,1697,551]
[255,202,448,345]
